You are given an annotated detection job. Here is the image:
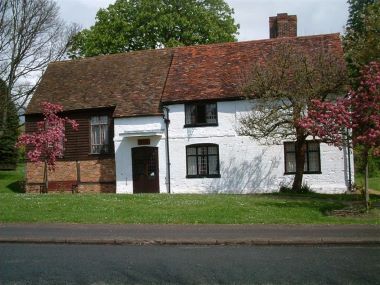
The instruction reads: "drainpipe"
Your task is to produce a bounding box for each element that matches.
[346,128,352,191]
[162,106,171,194]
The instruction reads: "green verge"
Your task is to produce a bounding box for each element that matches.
[355,175,380,192]
[0,193,379,224]
[0,164,25,194]
[0,164,379,224]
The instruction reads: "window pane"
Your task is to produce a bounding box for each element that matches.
[99,115,108,124]
[100,125,109,144]
[185,105,196,125]
[285,152,296,173]
[92,145,100,153]
[198,146,208,156]
[198,156,208,175]
[304,155,308,171]
[308,152,320,172]
[308,142,319,151]
[208,146,218,155]
[187,147,196,155]
[91,116,109,154]
[92,125,100,145]
[197,104,207,123]
[91,116,99,125]
[187,156,197,175]
[208,155,218,175]
[206,103,217,123]
[285,141,320,173]
[186,144,220,177]
[285,143,295,152]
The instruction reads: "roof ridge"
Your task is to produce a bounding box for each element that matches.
[170,33,341,51]
[50,48,174,65]
[50,33,341,65]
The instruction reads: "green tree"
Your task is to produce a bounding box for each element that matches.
[343,1,380,178]
[0,80,19,170]
[68,0,239,58]
[346,0,375,33]
[344,0,380,79]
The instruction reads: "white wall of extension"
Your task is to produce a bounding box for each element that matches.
[113,116,168,194]
[114,100,354,194]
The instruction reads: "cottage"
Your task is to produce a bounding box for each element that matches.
[25,14,353,194]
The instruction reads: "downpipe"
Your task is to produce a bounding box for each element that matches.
[163,106,171,194]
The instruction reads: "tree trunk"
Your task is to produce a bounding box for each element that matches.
[365,161,369,212]
[43,160,48,193]
[292,128,307,192]
[363,147,370,211]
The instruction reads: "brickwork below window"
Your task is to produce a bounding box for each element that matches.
[25,159,116,193]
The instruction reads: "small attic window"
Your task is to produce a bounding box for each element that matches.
[184,102,218,127]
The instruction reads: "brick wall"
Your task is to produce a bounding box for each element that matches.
[269,13,297,38]
[25,159,116,193]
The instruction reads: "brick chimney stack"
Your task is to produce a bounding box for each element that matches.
[269,13,297,38]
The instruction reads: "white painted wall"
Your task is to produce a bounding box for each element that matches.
[165,100,353,194]
[114,101,354,194]
[114,116,167,194]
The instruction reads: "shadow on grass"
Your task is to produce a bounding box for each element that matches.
[256,198,346,216]
[268,192,380,203]
[6,181,25,193]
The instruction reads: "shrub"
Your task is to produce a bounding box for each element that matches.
[279,183,313,194]
[0,81,19,170]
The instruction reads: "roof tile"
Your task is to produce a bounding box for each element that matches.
[162,33,343,103]
[26,49,174,117]
[26,33,343,116]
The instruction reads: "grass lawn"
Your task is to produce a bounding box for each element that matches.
[0,164,379,224]
[0,164,25,194]
[355,174,380,192]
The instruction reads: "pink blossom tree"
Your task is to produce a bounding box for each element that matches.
[300,61,380,208]
[17,102,78,193]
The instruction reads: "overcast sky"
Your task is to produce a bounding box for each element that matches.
[56,0,349,41]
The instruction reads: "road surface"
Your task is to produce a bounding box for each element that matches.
[1,244,379,284]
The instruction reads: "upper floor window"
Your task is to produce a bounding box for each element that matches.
[90,115,109,154]
[284,141,321,174]
[185,102,217,127]
[186,144,220,178]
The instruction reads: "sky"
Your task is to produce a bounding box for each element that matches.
[56,0,349,41]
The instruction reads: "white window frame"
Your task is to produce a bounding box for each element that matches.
[90,115,110,154]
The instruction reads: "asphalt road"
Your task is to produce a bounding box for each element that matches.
[1,244,379,285]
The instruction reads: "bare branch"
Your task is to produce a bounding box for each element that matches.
[239,42,348,143]
[0,0,79,137]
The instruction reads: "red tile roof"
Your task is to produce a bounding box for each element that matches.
[26,49,174,117]
[26,33,343,117]
[162,33,343,103]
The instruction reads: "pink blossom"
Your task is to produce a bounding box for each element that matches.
[299,61,380,156]
[16,102,79,170]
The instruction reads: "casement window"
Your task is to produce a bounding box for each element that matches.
[186,144,220,178]
[185,102,217,127]
[90,115,109,154]
[284,141,321,174]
